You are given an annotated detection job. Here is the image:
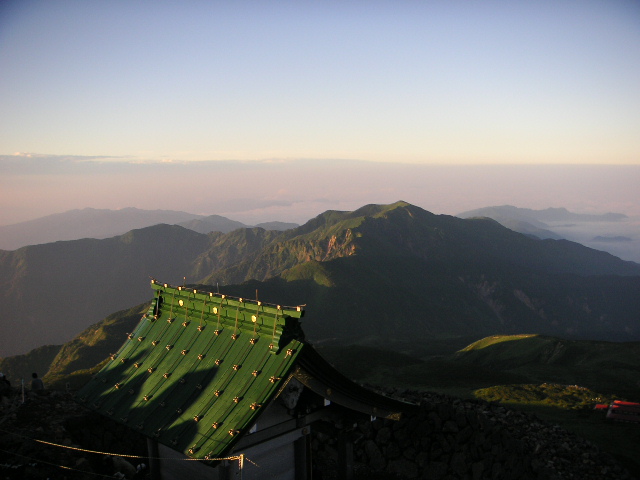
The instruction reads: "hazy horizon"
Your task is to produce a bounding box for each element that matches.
[1,2,638,231]
[1,156,639,227]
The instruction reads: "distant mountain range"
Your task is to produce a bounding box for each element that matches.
[457,205,640,263]
[457,205,627,240]
[458,205,627,224]
[0,207,298,250]
[1,201,639,357]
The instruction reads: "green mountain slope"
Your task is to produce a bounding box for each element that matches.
[45,303,150,379]
[190,228,281,280]
[203,202,640,343]
[313,334,640,402]
[2,201,640,357]
[0,303,148,390]
[207,202,640,284]
[453,334,640,397]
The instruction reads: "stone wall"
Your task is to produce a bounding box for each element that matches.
[311,390,633,480]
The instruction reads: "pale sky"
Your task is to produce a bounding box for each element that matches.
[1,2,639,231]
[1,0,639,164]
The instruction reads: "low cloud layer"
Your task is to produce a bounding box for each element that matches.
[1,155,639,227]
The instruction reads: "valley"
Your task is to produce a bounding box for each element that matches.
[1,201,639,478]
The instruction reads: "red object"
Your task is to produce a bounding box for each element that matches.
[606,402,640,423]
[613,400,640,407]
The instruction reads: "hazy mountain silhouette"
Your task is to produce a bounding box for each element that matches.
[456,205,631,241]
[176,214,248,234]
[0,208,298,250]
[0,208,201,249]
[456,205,640,263]
[1,201,639,357]
[458,205,627,224]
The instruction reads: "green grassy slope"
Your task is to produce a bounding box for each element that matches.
[44,303,149,382]
[315,333,640,402]
[454,334,640,398]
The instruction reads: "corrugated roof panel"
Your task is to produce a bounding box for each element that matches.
[76,280,305,460]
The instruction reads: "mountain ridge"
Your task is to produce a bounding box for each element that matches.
[1,201,639,356]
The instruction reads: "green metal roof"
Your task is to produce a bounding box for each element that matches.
[76,280,305,460]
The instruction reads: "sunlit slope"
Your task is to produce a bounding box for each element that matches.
[2,201,640,356]
[454,334,640,397]
[313,334,640,401]
[45,303,150,379]
[200,202,640,343]
[204,201,640,285]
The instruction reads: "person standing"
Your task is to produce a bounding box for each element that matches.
[0,373,11,397]
[31,372,44,392]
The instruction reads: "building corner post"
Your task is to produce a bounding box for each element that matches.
[147,438,161,480]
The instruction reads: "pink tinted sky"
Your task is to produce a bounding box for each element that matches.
[1,2,638,226]
[1,157,638,226]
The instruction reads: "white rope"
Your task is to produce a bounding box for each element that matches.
[0,427,245,463]
[33,437,243,462]
[0,447,116,479]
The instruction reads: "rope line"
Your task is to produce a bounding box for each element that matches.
[243,456,260,467]
[0,447,116,479]
[0,427,243,463]
[33,438,243,462]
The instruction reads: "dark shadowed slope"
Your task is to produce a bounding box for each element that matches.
[0,225,212,355]
[0,224,282,356]
[2,201,639,356]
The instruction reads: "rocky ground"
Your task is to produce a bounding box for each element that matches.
[0,386,635,479]
[312,388,636,480]
[0,388,147,479]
